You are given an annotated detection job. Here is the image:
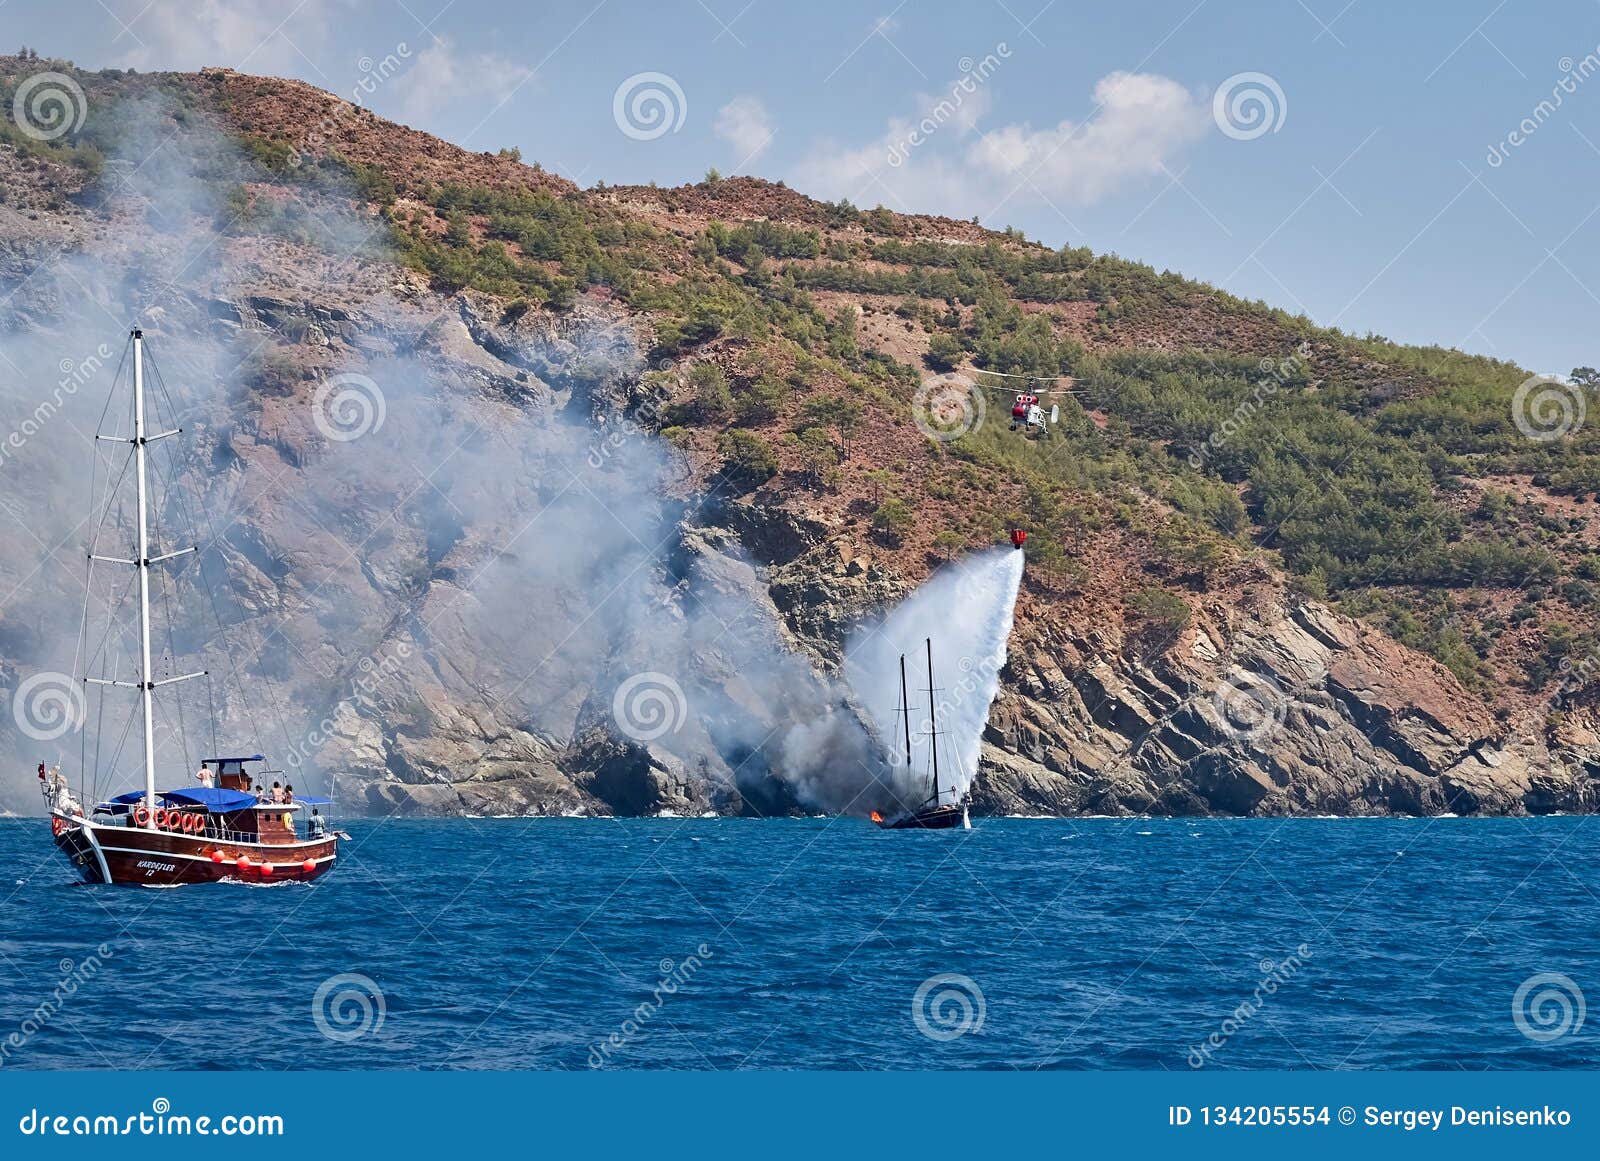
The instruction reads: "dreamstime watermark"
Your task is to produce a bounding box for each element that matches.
[1486,49,1600,168]
[10,70,87,142]
[888,648,1002,778]
[312,972,386,1042]
[1512,971,1586,1043]
[587,357,676,469]
[1187,944,1312,1068]
[913,373,986,442]
[613,72,687,141]
[0,945,113,1068]
[312,372,386,442]
[1212,668,1291,746]
[11,670,86,742]
[285,640,414,770]
[284,44,413,165]
[612,671,689,743]
[912,972,986,1041]
[1212,72,1287,141]
[1511,374,1586,442]
[17,1098,284,1137]
[0,344,113,472]
[587,944,713,1067]
[1188,342,1310,469]
[886,45,1012,167]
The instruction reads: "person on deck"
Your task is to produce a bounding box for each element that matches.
[283,783,295,804]
[49,766,81,817]
[196,765,214,788]
[307,808,326,838]
[270,781,284,804]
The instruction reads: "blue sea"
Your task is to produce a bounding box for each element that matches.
[0,816,1596,1070]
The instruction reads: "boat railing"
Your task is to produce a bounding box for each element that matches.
[96,817,309,845]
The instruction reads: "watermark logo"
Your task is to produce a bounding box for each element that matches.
[11,71,88,142]
[912,972,986,1041]
[612,671,688,743]
[0,944,113,1068]
[1511,374,1585,442]
[886,45,1011,166]
[587,356,676,470]
[285,641,413,770]
[1487,48,1600,168]
[1213,72,1287,141]
[588,944,713,1067]
[1512,971,1585,1042]
[1187,945,1312,1067]
[312,372,387,442]
[0,343,111,474]
[613,72,687,141]
[1187,343,1310,469]
[913,374,986,442]
[12,671,85,741]
[1212,669,1289,745]
[285,44,413,168]
[312,972,386,1042]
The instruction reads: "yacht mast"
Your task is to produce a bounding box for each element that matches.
[899,654,912,773]
[132,329,157,823]
[926,637,940,803]
[86,330,202,822]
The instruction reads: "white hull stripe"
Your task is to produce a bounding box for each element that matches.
[96,844,337,866]
[78,819,113,884]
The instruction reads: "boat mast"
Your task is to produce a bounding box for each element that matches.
[133,329,157,825]
[84,330,202,822]
[899,653,912,773]
[926,637,940,803]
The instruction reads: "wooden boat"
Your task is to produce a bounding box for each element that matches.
[40,329,343,885]
[871,639,971,831]
[48,758,339,886]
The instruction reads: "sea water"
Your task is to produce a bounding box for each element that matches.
[0,816,1596,1069]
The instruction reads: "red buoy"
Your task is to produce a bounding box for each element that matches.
[302,859,316,873]
[235,857,250,872]
[1010,528,1028,549]
[210,850,224,863]
[260,863,274,876]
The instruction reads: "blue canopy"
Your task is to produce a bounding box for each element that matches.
[99,787,258,814]
[162,787,259,813]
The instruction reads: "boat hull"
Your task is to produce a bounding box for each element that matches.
[875,803,967,830]
[51,815,338,886]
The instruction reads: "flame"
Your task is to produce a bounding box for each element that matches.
[869,810,883,823]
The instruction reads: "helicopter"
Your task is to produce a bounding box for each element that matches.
[970,368,1078,440]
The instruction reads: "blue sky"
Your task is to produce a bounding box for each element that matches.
[8,0,1600,373]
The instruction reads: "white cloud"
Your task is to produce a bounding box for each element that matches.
[969,72,1210,202]
[793,70,1211,220]
[114,0,332,76]
[930,83,992,137]
[390,38,533,130]
[714,96,775,162]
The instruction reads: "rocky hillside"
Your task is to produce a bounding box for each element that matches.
[2,57,1599,818]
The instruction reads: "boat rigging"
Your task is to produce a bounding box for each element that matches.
[40,328,344,885]
[871,638,971,831]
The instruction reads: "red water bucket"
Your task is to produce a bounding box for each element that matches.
[1010,529,1028,549]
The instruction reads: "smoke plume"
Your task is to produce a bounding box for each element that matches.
[0,91,898,815]
[844,547,1024,807]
